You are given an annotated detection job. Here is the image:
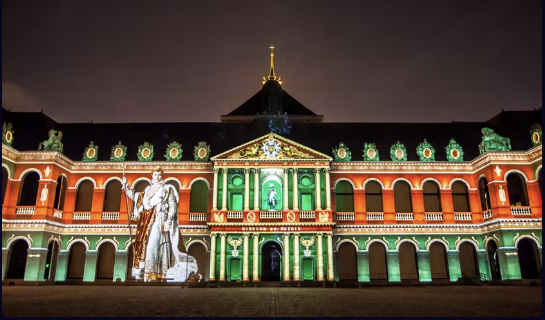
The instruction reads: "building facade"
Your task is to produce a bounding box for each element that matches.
[1,48,542,284]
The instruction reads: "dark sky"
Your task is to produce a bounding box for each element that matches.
[2,0,542,124]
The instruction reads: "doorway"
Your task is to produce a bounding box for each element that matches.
[261,241,282,281]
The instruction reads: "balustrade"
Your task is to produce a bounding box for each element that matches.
[454,212,472,221]
[336,212,355,221]
[395,213,414,221]
[15,206,35,215]
[73,212,91,220]
[101,212,119,220]
[425,213,443,221]
[510,206,531,215]
[189,214,207,221]
[260,211,283,219]
[227,211,243,219]
[299,211,315,219]
[366,212,384,220]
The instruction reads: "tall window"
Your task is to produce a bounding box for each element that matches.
[394,180,413,213]
[423,181,442,212]
[452,181,469,212]
[365,181,383,212]
[335,181,354,212]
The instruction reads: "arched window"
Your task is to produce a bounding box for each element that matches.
[335,181,354,212]
[103,180,122,212]
[53,175,68,210]
[451,181,469,212]
[478,177,491,211]
[75,180,94,212]
[190,180,209,213]
[96,242,116,280]
[134,180,150,193]
[506,173,529,206]
[2,167,8,205]
[538,169,542,194]
[365,181,383,212]
[423,181,441,212]
[394,181,412,213]
[18,171,40,206]
[369,242,388,280]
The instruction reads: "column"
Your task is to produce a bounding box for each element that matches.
[24,248,49,281]
[113,251,128,282]
[317,233,324,281]
[2,249,8,280]
[416,251,432,282]
[253,169,260,210]
[209,234,217,281]
[292,169,299,210]
[476,250,491,281]
[244,169,250,210]
[55,250,70,281]
[253,234,260,281]
[326,233,334,281]
[283,233,290,281]
[293,233,300,281]
[386,251,401,282]
[283,169,289,210]
[242,234,249,281]
[219,233,226,281]
[314,169,322,210]
[324,169,331,210]
[222,169,228,210]
[356,251,370,282]
[83,250,98,282]
[497,247,521,280]
[212,169,219,210]
[447,250,462,282]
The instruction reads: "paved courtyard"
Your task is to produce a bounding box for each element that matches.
[2,285,542,317]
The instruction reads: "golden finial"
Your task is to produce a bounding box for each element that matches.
[263,45,282,85]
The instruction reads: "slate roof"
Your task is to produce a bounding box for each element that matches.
[2,107,541,163]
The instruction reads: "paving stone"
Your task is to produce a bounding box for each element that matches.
[1,285,542,317]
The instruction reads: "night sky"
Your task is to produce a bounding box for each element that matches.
[2,0,542,124]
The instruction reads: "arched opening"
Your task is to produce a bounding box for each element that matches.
[394,181,412,213]
[134,180,150,193]
[478,177,491,211]
[506,173,529,207]
[423,181,442,212]
[187,242,207,282]
[17,171,40,206]
[66,242,86,280]
[369,242,388,280]
[538,169,542,194]
[190,180,208,213]
[96,242,116,280]
[517,238,541,280]
[44,240,60,280]
[398,242,419,281]
[2,167,8,204]
[335,181,354,212]
[6,240,29,279]
[53,175,68,210]
[459,242,479,278]
[75,180,94,212]
[429,242,449,280]
[126,244,135,281]
[261,241,282,281]
[103,180,122,212]
[365,181,383,212]
[486,240,501,280]
[337,242,357,281]
[452,181,470,212]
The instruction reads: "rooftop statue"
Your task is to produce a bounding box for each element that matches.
[478,127,511,155]
[38,129,64,153]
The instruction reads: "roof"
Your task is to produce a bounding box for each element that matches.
[2,108,541,163]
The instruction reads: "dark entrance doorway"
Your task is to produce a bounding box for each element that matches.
[6,240,29,279]
[517,239,541,280]
[261,242,282,281]
[487,241,501,280]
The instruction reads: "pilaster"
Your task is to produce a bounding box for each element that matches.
[447,251,462,282]
[356,251,370,282]
[416,251,432,282]
[113,251,128,282]
[83,251,98,282]
[24,248,49,281]
[497,247,521,280]
[386,251,401,282]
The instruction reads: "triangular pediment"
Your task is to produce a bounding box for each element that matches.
[211,133,332,162]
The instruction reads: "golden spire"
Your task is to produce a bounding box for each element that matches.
[263,45,282,85]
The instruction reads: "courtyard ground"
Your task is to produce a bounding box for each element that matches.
[2,285,542,317]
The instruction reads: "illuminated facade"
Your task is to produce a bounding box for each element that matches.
[1,48,542,284]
